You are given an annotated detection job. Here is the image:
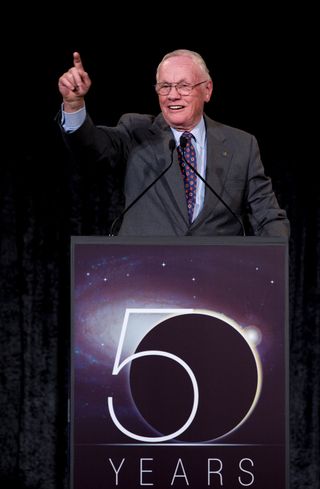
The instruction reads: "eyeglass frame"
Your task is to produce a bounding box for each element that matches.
[154,80,209,96]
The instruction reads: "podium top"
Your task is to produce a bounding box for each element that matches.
[71,235,288,247]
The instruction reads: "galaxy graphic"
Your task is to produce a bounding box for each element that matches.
[70,236,288,489]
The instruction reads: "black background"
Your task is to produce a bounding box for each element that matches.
[0,7,318,489]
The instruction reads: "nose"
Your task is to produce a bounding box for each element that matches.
[168,85,181,98]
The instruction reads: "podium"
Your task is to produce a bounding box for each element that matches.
[70,236,289,489]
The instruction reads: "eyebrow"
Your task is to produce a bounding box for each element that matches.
[158,79,191,84]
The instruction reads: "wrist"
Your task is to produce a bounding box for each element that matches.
[63,99,85,113]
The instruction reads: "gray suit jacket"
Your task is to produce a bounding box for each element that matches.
[65,112,290,237]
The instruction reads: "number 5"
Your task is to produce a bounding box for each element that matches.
[107,308,199,442]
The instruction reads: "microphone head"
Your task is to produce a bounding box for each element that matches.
[168,139,176,152]
[180,135,187,149]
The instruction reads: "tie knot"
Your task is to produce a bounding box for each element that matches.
[182,131,193,141]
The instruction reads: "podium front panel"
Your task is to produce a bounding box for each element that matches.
[70,236,289,489]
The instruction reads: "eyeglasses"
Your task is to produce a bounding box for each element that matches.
[155,80,209,96]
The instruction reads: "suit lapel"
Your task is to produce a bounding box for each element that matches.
[148,116,189,226]
[162,147,189,224]
[191,117,234,228]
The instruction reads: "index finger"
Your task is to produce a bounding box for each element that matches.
[73,51,84,70]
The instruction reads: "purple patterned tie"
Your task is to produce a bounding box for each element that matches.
[177,131,197,222]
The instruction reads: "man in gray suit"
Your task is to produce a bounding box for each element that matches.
[58,49,289,237]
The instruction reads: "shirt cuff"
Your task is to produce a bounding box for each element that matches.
[61,104,86,133]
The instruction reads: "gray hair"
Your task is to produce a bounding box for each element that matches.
[156,49,212,81]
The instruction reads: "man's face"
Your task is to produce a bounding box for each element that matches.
[157,55,213,131]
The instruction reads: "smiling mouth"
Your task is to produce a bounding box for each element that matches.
[168,105,185,110]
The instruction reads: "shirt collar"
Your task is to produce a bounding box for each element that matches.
[171,117,206,148]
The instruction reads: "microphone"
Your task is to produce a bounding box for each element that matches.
[109,139,176,236]
[180,135,246,236]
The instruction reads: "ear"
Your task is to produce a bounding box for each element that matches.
[205,80,213,103]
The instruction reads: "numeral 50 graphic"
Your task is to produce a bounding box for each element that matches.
[107,309,262,443]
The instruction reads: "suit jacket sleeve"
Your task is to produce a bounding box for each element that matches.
[245,135,290,237]
[60,112,155,169]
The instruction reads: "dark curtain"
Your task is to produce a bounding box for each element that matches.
[0,34,318,489]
